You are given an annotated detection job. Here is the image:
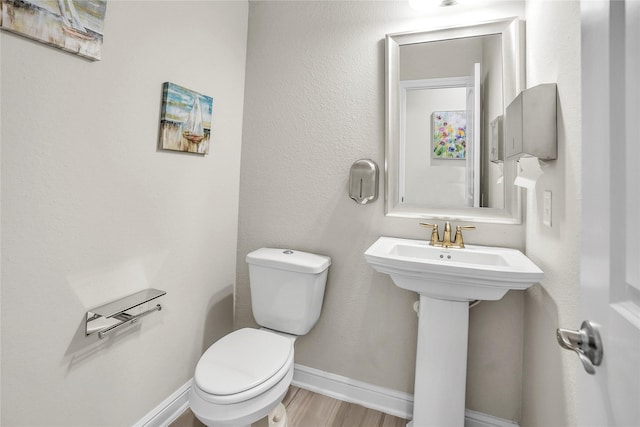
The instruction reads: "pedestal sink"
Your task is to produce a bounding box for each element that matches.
[364,236,543,427]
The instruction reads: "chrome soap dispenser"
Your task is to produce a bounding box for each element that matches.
[349,159,378,204]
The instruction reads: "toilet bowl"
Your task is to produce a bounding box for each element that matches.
[189,248,331,427]
[188,328,295,427]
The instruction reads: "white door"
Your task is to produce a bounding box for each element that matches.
[573,0,640,424]
[465,63,481,207]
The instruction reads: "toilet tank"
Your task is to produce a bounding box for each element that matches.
[246,248,331,336]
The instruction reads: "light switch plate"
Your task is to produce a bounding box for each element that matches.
[543,190,552,227]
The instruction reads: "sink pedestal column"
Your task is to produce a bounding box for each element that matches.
[409,294,469,427]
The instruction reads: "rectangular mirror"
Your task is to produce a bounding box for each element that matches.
[385,18,525,223]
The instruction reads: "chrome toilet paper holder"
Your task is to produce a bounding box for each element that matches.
[85,288,166,339]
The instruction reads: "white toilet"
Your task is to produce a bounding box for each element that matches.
[189,248,331,427]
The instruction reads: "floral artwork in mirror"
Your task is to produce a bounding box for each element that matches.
[159,82,213,155]
[431,111,466,159]
[0,0,107,60]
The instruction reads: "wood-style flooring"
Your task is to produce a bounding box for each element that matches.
[170,386,407,427]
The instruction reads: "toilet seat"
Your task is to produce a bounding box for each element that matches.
[194,328,294,405]
[189,363,293,427]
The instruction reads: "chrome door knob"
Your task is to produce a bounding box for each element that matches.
[556,320,603,374]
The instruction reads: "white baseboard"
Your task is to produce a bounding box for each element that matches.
[134,379,192,427]
[134,366,520,427]
[464,409,520,427]
[292,364,520,427]
[292,363,413,419]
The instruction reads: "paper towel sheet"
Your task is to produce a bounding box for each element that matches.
[514,156,544,189]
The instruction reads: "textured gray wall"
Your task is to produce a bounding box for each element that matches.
[1,2,247,424]
[237,1,530,421]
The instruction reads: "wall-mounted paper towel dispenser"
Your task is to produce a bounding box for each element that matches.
[349,159,378,204]
[505,83,558,160]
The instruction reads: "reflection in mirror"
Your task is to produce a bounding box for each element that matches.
[386,18,524,223]
[402,82,470,208]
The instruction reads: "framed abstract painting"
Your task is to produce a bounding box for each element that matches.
[431,111,467,159]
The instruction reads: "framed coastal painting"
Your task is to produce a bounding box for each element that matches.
[431,111,467,159]
[0,0,107,60]
[159,82,213,155]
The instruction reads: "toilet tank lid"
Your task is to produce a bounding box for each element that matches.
[246,248,331,274]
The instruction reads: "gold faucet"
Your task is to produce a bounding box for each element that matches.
[420,221,476,248]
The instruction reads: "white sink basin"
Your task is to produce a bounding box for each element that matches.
[364,236,543,301]
[365,236,543,426]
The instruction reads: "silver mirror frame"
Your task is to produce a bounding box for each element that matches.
[385,17,525,224]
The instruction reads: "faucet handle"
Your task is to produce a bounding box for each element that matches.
[419,223,440,246]
[453,225,475,248]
